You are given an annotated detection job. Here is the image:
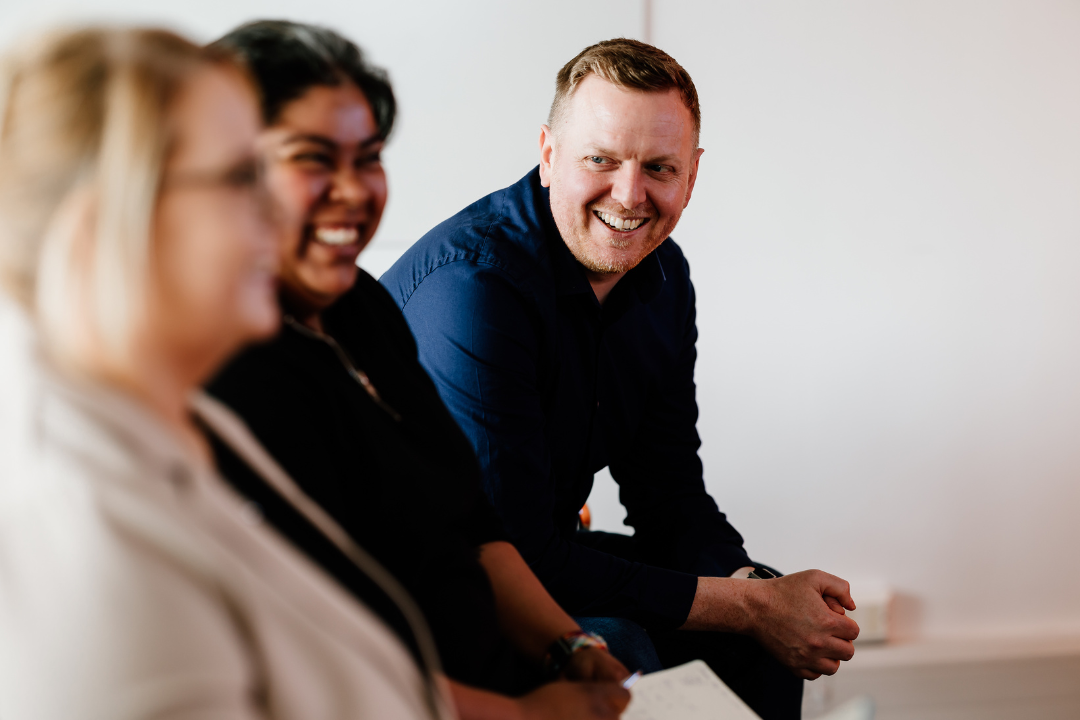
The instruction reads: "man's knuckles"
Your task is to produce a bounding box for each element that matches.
[820,609,860,639]
[835,616,860,640]
[816,659,842,676]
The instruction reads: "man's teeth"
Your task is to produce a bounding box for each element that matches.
[314,227,359,245]
[596,212,646,231]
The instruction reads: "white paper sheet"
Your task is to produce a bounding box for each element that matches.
[622,660,761,720]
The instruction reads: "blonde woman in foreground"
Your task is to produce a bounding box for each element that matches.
[0,27,452,720]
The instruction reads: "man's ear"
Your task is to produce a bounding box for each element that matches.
[538,124,555,188]
[683,147,705,208]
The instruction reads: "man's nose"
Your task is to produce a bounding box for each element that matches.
[610,164,647,211]
[328,166,371,208]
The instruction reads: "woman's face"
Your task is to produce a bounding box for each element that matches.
[260,81,387,313]
[151,64,278,378]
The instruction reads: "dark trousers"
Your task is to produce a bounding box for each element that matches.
[575,531,803,720]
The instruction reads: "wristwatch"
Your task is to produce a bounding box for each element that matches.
[545,630,609,677]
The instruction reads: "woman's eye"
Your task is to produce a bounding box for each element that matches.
[294,152,334,166]
[357,151,383,168]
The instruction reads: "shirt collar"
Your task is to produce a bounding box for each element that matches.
[528,171,591,297]
[627,249,667,304]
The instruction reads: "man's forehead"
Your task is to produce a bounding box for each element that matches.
[564,75,694,150]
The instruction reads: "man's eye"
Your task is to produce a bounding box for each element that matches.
[646,164,668,173]
[588,156,607,164]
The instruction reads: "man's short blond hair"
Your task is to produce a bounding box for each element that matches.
[548,38,701,147]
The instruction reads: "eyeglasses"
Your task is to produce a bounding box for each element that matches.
[162,157,265,193]
[161,157,276,218]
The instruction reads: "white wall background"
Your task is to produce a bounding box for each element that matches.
[651,0,1080,641]
[4,1,1079,643]
[0,0,645,250]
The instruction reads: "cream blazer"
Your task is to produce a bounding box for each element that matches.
[0,300,454,720]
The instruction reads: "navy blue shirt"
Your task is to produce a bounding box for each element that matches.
[381,168,753,630]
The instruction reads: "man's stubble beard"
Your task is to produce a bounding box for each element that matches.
[549,170,681,276]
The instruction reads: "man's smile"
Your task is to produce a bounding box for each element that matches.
[594,210,649,232]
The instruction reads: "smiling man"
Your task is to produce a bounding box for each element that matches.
[381,39,859,719]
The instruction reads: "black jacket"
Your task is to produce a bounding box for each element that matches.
[207,270,529,692]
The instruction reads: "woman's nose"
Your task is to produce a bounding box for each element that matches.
[328,167,371,208]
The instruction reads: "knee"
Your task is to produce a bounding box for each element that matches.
[578,616,649,642]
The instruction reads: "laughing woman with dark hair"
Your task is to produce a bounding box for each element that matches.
[206,21,630,720]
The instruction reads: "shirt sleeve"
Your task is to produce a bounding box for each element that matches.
[610,265,755,579]
[399,260,699,630]
[352,273,510,550]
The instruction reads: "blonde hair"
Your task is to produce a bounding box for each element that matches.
[0,27,238,374]
[548,38,701,147]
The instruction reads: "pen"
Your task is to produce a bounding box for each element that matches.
[622,670,643,689]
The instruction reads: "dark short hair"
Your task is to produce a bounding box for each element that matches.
[211,20,396,139]
[549,38,699,147]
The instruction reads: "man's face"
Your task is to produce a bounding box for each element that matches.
[539,74,703,277]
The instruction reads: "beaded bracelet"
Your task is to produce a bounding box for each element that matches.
[545,630,609,676]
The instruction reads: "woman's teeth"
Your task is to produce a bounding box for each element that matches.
[314,227,359,245]
[596,211,646,231]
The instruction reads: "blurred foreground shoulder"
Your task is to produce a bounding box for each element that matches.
[0,318,437,720]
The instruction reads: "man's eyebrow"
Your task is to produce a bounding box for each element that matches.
[585,146,620,157]
[280,132,385,149]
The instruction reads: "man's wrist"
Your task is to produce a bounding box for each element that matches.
[683,575,759,634]
[737,575,774,638]
[732,564,781,580]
